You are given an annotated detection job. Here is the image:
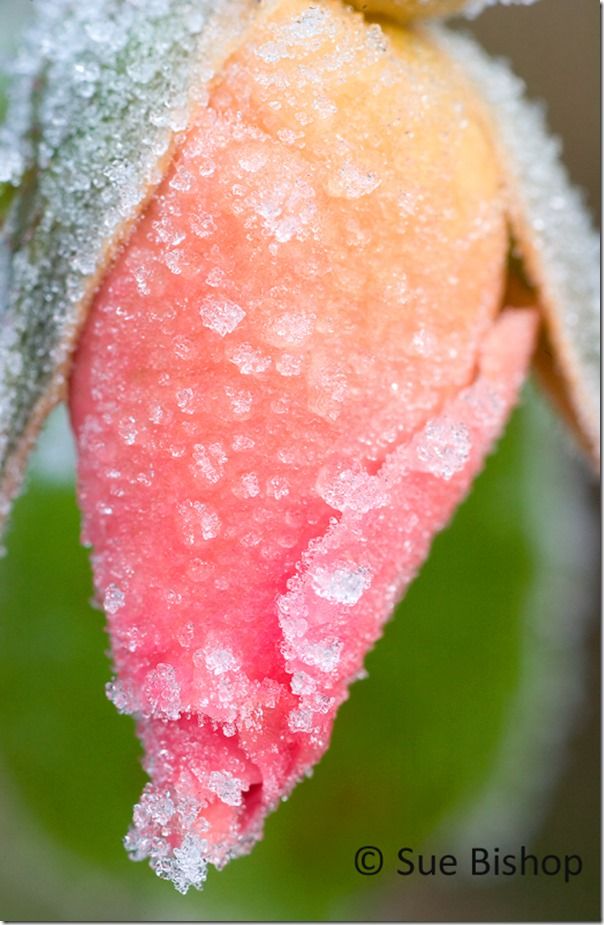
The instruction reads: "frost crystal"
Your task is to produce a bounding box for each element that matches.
[204,647,240,675]
[199,296,246,337]
[415,419,471,480]
[143,663,182,720]
[310,563,372,605]
[104,583,125,615]
[208,771,244,806]
[462,0,539,18]
[0,0,255,525]
[179,499,221,543]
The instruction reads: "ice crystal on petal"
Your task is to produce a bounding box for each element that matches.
[290,671,317,696]
[327,162,381,199]
[191,443,227,484]
[316,462,389,513]
[288,705,313,733]
[199,297,246,337]
[208,771,244,806]
[143,664,182,720]
[204,647,240,675]
[104,583,125,615]
[150,832,209,895]
[178,500,221,544]
[310,563,373,606]
[229,343,272,375]
[414,419,471,480]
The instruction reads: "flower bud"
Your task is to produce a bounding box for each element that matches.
[0,0,597,894]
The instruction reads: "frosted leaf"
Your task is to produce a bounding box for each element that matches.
[345,0,539,21]
[310,563,372,606]
[199,296,246,337]
[433,26,599,460]
[29,405,76,486]
[0,0,256,529]
[462,0,539,17]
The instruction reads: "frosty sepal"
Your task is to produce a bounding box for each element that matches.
[0,0,255,526]
[346,0,539,24]
[433,27,600,464]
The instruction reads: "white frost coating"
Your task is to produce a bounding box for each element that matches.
[316,462,389,513]
[191,442,228,484]
[208,771,244,806]
[288,705,313,733]
[199,296,246,337]
[126,785,211,892]
[462,0,539,18]
[229,343,272,375]
[290,670,317,695]
[326,162,381,199]
[143,663,182,720]
[204,646,240,675]
[157,834,209,894]
[310,563,372,606]
[0,0,256,526]
[432,26,599,456]
[299,637,343,672]
[104,583,125,614]
[414,419,471,480]
[178,499,221,543]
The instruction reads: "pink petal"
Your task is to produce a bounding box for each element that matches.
[72,300,535,891]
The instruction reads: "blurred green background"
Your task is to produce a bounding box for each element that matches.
[0,1,600,921]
